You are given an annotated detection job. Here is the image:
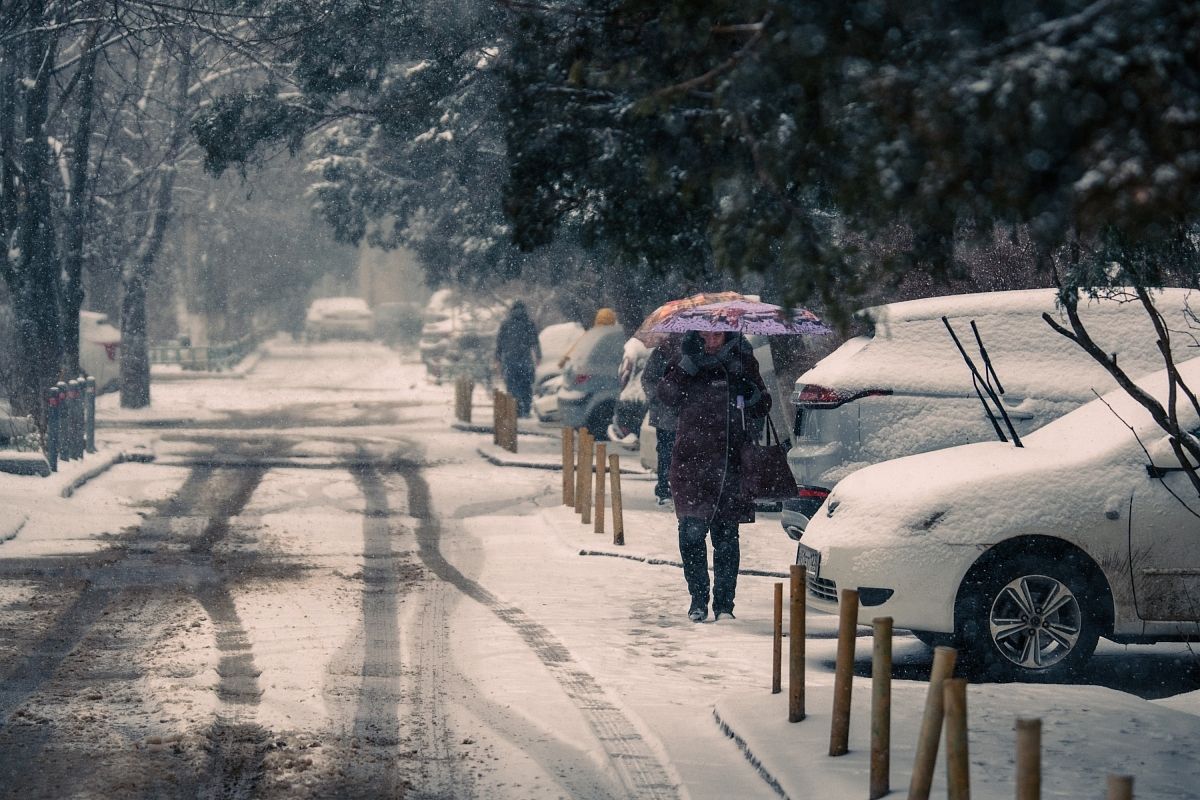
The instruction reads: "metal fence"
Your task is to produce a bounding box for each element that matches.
[148,332,260,372]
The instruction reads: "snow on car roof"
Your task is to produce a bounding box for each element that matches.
[539,321,585,360]
[802,288,1198,400]
[310,297,370,312]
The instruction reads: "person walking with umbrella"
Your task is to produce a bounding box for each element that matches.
[657,329,772,622]
[651,298,829,621]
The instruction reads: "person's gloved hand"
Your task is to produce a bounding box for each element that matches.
[679,332,703,375]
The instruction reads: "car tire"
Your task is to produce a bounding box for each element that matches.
[955,551,1103,682]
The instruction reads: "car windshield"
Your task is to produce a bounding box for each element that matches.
[1025,356,1200,455]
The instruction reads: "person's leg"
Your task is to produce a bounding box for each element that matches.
[655,428,675,500]
[514,366,534,416]
[710,521,741,616]
[678,516,710,618]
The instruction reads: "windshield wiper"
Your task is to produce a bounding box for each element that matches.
[942,316,1023,448]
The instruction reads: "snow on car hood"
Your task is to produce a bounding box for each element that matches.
[809,437,1138,549]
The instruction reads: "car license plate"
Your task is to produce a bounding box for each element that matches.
[796,544,821,575]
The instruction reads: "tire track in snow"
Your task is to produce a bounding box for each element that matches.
[390,457,682,800]
[338,463,410,798]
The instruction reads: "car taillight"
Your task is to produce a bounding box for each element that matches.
[103,342,119,361]
[795,384,892,409]
[797,486,830,501]
[573,373,591,385]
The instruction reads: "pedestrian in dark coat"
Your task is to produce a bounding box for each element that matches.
[641,335,681,504]
[495,301,542,417]
[657,330,771,621]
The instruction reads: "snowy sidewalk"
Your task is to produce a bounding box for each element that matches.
[0,430,155,548]
[447,424,1200,800]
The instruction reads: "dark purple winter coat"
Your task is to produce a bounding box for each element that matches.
[657,336,772,523]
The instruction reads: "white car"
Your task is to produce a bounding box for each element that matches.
[80,310,121,391]
[532,321,586,424]
[305,297,374,340]
[796,357,1200,682]
[783,288,1197,537]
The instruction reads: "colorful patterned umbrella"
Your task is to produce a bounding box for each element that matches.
[650,299,832,336]
[633,292,748,346]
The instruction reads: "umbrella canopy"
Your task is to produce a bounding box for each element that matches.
[633,292,748,346]
[650,299,832,336]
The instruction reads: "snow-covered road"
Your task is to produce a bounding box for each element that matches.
[2,337,1200,799]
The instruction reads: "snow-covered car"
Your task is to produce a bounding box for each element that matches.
[607,337,651,448]
[80,310,121,392]
[796,357,1200,682]
[532,321,586,424]
[557,324,625,438]
[783,288,1197,537]
[418,289,505,383]
[305,297,374,340]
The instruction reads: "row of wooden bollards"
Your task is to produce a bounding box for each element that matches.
[561,428,624,546]
[492,390,518,453]
[771,567,1137,799]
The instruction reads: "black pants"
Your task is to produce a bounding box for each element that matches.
[655,427,675,499]
[678,516,740,614]
[502,361,534,416]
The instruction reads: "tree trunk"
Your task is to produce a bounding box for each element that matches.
[9,7,63,423]
[118,270,150,407]
[62,42,100,378]
[119,39,190,408]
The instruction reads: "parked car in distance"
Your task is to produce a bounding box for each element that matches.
[418,289,505,383]
[80,310,121,392]
[557,324,625,439]
[532,321,586,424]
[797,357,1200,682]
[782,288,1197,537]
[305,297,374,340]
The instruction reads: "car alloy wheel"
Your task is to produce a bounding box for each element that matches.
[988,574,1081,670]
[957,550,1104,681]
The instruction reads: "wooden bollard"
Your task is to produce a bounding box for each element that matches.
[562,428,575,507]
[829,588,859,756]
[574,429,589,514]
[944,678,970,800]
[454,378,473,422]
[870,617,893,800]
[772,582,783,694]
[1106,775,1133,800]
[788,564,806,722]
[1015,718,1040,800]
[505,393,519,452]
[593,443,607,533]
[609,453,624,546]
[907,645,957,800]
[580,434,594,525]
[492,389,502,445]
